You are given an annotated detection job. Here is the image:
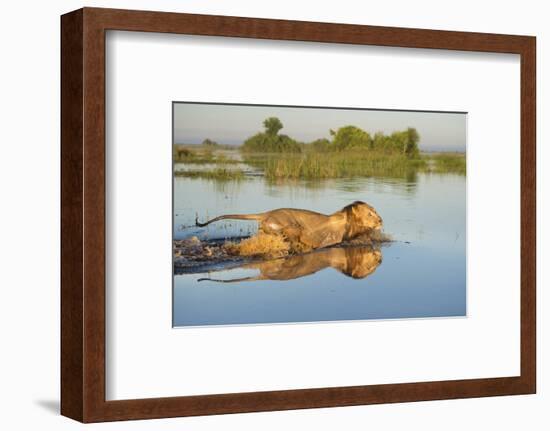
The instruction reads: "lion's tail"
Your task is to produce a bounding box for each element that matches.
[195,213,262,227]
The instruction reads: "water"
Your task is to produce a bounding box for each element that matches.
[173,171,466,327]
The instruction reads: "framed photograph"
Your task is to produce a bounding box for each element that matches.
[61,7,536,422]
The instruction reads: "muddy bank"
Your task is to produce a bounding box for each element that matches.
[173,237,247,274]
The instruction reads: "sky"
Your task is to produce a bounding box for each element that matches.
[174,103,467,152]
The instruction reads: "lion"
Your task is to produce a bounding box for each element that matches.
[199,246,382,283]
[195,201,383,251]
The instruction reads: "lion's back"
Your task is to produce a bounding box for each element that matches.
[267,208,328,227]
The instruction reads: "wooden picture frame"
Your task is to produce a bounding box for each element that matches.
[61,7,536,423]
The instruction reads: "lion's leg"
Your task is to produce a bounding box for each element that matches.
[281,226,314,254]
[258,217,281,235]
[258,218,313,254]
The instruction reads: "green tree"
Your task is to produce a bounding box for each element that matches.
[241,117,301,153]
[372,131,389,151]
[331,126,372,150]
[201,138,218,147]
[263,117,284,136]
[404,127,420,158]
[309,138,331,152]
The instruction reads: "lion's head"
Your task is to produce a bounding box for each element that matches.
[342,247,382,279]
[343,201,383,239]
[352,201,383,230]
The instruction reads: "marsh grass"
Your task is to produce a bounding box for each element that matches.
[174,167,246,181]
[174,148,215,164]
[173,146,240,164]
[244,151,428,181]
[427,153,466,175]
[173,147,466,182]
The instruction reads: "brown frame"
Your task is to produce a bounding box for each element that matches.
[61,7,536,423]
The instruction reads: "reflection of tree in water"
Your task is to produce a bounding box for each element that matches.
[174,157,422,197]
[201,179,243,195]
[261,175,418,201]
[405,169,418,184]
[263,180,330,199]
[198,246,382,283]
[262,172,418,193]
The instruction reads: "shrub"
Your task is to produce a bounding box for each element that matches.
[242,117,302,153]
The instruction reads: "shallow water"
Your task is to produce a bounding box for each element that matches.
[173,171,466,327]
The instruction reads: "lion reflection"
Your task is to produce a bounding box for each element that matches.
[198,246,382,283]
